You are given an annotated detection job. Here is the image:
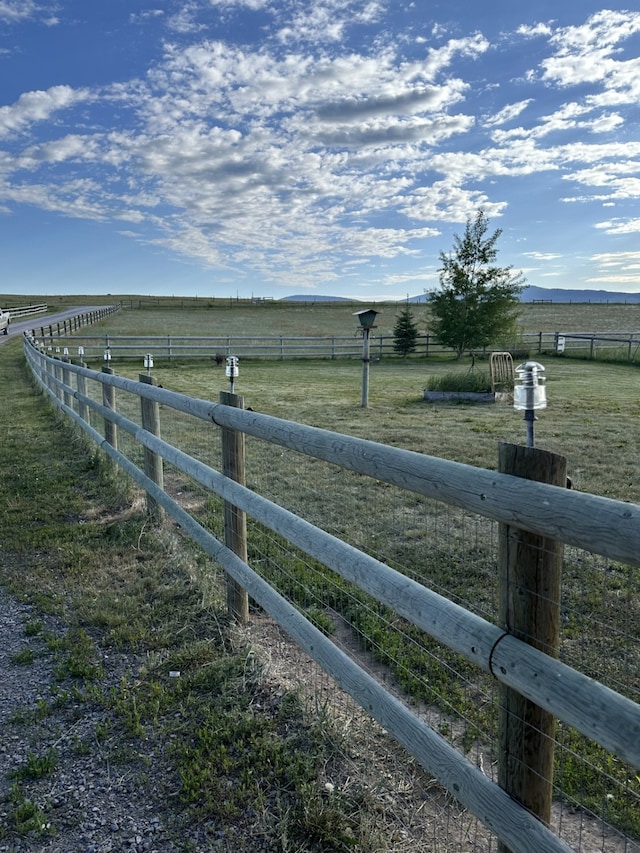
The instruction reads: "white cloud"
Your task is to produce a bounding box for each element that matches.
[0,0,38,23]
[382,268,439,287]
[0,86,91,139]
[594,218,640,235]
[541,9,640,96]
[0,0,58,25]
[589,112,624,133]
[587,251,640,287]
[207,0,270,8]
[561,160,640,204]
[484,100,533,128]
[400,180,505,223]
[587,274,640,285]
[523,252,562,261]
[276,0,385,44]
[130,9,164,24]
[2,177,109,220]
[517,22,552,38]
[166,2,205,33]
[591,251,640,266]
[491,102,628,144]
[18,134,99,167]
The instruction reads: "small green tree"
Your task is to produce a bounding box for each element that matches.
[393,304,419,358]
[429,209,524,358]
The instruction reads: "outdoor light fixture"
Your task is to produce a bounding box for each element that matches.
[354,309,379,408]
[63,347,69,356]
[144,353,154,375]
[514,361,547,447]
[225,355,239,393]
[103,347,112,362]
[77,346,84,357]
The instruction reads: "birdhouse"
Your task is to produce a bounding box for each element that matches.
[353,309,379,330]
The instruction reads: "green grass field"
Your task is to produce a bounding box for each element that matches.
[12,293,633,501]
[102,342,640,505]
[6,292,640,337]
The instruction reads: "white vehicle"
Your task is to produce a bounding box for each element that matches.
[0,309,9,335]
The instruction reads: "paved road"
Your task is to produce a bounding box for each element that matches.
[0,306,105,346]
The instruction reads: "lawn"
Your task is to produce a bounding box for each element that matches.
[102,349,640,505]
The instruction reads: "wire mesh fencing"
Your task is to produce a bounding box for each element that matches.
[244,435,640,852]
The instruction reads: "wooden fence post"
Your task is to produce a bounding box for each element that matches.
[61,358,72,410]
[51,358,62,402]
[76,367,89,425]
[220,390,249,624]
[101,366,117,451]
[497,442,566,853]
[139,373,165,523]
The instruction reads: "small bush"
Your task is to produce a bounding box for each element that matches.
[425,370,491,393]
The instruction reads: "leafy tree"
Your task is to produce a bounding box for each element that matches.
[429,209,524,359]
[393,303,419,358]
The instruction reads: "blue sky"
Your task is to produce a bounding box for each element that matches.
[1,1,640,300]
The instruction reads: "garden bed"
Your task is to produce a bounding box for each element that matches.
[423,390,513,404]
[423,390,496,403]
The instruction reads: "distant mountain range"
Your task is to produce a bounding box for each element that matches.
[519,286,640,303]
[283,287,640,304]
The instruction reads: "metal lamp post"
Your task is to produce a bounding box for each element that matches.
[513,361,547,447]
[354,309,379,408]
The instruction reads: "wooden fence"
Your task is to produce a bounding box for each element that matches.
[22,333,640,853]
[28,305,120,343]
[31,330,550,362]
[33,328,640,363]
[2,303,48,319]
[556,331,640,361]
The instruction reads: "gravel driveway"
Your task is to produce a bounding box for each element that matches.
[0,586,191,853]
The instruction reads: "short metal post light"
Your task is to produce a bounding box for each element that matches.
[144,353,154,376]
[225,355,239,394]
[354,309,379,408]
[103,347,112,363]
[513,361,547,447]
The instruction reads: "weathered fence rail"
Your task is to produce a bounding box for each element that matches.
[22,333,640,852]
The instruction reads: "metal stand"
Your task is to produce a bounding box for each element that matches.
[361,328,370,408]
[524,409,536,448]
